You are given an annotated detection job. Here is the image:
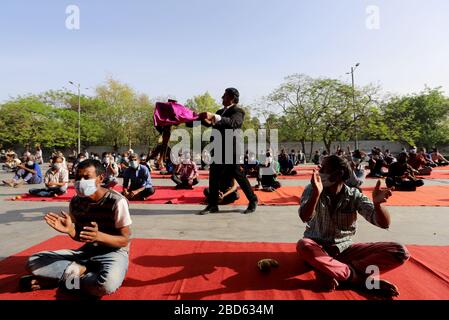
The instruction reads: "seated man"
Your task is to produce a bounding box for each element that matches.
[243,152,259,177]
[3,155,42,187]
[122,153,155,201]
[29,156,69,197]
[431,148,449,166]
[312,151,320,165]
[297,155,410,297]
[279,151,297,176]
[255,150,281,192]
[101,152,119,189]
[345,150,366,189]
[21,159,131,297]
[171,152,199,189]
[2,153,21,171]
[367,152,388,178]
[386,152,424,191]
[407,147,432,176]
[204,177,240,205]
[72,153,87,178]
[418,148,437,168]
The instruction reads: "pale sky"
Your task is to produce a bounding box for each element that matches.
[1,0,448,105]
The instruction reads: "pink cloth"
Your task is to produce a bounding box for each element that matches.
[296,238,410,281]
[153,102,200,127]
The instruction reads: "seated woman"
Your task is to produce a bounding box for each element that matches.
[171,151,199,189]
[386,152,424,191]
[204,177,239,205]
[29,156,69,197]
[3,155,42,187]
[431,148,449,166]
[407,147,432,176]
[279,151,297,176]
[101,152,119,189]
[122,154,155,201]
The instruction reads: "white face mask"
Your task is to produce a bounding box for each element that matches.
[52,163,62,171]
[103,157,110,164]
[74,179,98,198]
[319,173,337,188]
[27,161,34,166]
[130,161,139,169]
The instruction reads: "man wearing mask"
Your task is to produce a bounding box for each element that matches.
[101,152,119,189]
[122,153,155,201]
[171,151,199,189]
[29,156,69,197]
[297,155,410,298]
[345,150,366,189]
[21,159,131,297]
[3,155,42,187]
[198,88,258,215]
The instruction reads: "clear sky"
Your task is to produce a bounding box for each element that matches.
[1,0,448,105]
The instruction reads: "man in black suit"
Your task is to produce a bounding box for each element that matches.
[198,88,258,215]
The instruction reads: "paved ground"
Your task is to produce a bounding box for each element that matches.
[1,165,448,260]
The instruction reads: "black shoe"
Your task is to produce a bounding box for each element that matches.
[198,205,219,215]
[243,199,258,214]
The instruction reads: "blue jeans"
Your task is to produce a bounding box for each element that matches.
[14,169,42,184]
[29,186,67,197]
[26,244,129,297]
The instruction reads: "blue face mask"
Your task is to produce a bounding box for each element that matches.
[74,179,98,198]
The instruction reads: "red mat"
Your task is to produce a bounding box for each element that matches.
[0,236,448,300]
[9,185,303,206]
[10,185,449,207]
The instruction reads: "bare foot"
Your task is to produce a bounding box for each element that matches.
[371,279,400,298]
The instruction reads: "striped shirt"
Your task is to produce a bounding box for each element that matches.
[299,184,380,253]
[44,168,69,188]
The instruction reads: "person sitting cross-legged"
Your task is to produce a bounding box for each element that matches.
[255,150,281,192]
[29,155,69,197]
[297,155,410,298]
[3,155,42,187]
[204,176,240,205]
[279,150,297,176]
[171,151,199,189]
[431,148,449,167]
[407,147,432,176]
[101,152,119,189]
[21,159,132,297]
[122,153,155,201]
[386,152,424,191]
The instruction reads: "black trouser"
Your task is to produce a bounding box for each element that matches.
[208,164,256,206]
[171,174,199,187]
[386,177,424,191]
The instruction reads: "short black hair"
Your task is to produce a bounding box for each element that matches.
[322,155,351,181]
[76,159,105,176]
[225,88,240,104]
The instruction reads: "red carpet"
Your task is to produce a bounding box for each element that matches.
[10,185,449,207]
[0,236,448,300]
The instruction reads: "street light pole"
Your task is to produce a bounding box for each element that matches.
[348,63,360,150]
[69,81,81,154]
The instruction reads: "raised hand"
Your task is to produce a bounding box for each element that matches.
[311,170,323,195]
[373,180,393,205]
[44,211,73,234]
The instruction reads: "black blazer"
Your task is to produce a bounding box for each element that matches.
[209,105,246,164]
